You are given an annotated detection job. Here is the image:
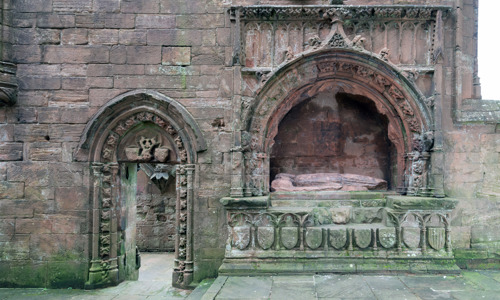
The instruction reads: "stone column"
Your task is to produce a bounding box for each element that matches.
[431,11,446,198]
[109,163,119,272]
[230,150,244,197]
[87,163,104,288]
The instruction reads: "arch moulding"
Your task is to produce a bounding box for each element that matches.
[74,90,206,289]
[238,48,436,197]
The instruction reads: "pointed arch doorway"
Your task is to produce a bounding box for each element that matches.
[75,90,206,289]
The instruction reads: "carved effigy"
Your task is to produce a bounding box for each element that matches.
[271,173,388,192]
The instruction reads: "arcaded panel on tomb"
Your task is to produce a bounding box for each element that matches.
[237,6,445,69]
[270,92,394,186]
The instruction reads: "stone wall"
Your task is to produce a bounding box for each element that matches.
[0,0,497,289]
[1,0,233,287]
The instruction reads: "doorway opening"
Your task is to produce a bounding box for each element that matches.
[135,164,177,281]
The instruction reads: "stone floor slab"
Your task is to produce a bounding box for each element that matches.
[399,274,476,291]
[315,275,375,299]
[363,275,419,300]
[270,281,316,300]
[410,288,453,300]
[461,271,500,290]
[215,276,272,300]
[2,269,500,300]
[451,290,500,300]
[477,270,500,283]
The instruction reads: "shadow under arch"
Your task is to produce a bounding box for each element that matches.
[242,49,434,195]
[75,90,206,289]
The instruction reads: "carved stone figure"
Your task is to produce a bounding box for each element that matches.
[271,173,388,192]
[305,35,322,50]
[352,35,366,50]
[379,48,391,61]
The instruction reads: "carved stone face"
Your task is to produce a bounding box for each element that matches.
[139,136,158,152]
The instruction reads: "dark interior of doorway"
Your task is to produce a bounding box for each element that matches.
[135,165,176,280]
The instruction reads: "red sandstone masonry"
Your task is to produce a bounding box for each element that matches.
[89,29,119,45]
[0,0,494,289]
[43,46,109,64]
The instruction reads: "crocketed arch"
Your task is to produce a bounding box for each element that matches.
[245,48,432,155]
[244,49,433,190]
[75,90,206,163]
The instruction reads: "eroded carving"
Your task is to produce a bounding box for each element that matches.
[100,112,186,163]
[271,173,388,192]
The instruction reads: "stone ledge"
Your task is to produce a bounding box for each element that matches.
[386,196,458,210]
[220,196,269,209]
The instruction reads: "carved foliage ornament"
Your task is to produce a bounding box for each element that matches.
[236,6,445,21]
[315,61,421,133]
[174,165,191,286]
[101,112,187,163]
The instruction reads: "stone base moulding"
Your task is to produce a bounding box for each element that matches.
[220,192,459,276]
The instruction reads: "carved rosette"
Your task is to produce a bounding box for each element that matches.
[173,164,195,288]
[101,112,188,164]
[98,163,118,262]
[87,162,119,287]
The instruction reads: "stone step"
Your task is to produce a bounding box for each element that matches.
[218,258,461,277]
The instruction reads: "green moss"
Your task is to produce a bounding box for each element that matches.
[48,261,86,289]
[194,259,222,283]
[0,261,47,288]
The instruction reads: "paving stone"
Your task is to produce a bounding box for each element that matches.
[477,270,500,283]
[399,275,476,291]
[270,281,316,300]
[461,271,500,290]
[362,276,419,300]
[215,277,272,300]
[451,290,500,300]
[315,275,375,299]
[410,288,453,300]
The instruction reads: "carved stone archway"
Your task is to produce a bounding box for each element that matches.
[239,46,435,197]
[75,90,206,289]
